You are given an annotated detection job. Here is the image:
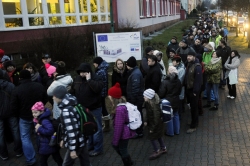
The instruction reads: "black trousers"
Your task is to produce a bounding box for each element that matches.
[40,150,63,166]
[101,97,109,116]
[227,78,237,98]
[186,89,199,128]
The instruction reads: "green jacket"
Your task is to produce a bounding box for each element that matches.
[209,35,222,49]
[205,59,222,84]
[202,52,213,65]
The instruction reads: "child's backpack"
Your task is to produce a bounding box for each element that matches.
[118,102,142,130]
[160,99,173,123]
[75,104,98,136]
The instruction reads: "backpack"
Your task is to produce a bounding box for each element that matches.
[118,102,142,130]
[160,99,173,123]
[75,104,98,136]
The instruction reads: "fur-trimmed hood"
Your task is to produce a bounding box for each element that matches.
[113,58,126,73]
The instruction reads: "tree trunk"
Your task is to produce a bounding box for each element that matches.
[236,12,238,37]
[227,8,228,27]
[248,3,250,48]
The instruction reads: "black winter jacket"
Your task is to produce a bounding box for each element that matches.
[11,79,47,120]
[158,75,182,110]
[216,46,231,66]
[0,79,15,119]
[166,42,179,58]
[71,63,104,110]
[145,63,162,93]
[111,68,128,96]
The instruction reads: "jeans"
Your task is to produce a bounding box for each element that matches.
[19,118,36,164]
[112,139,129,158]
[227,78,237,98]
[165,111,180,136]
[0,117,22,156]
[88,107,103,153]
[187,89,199,128]
[207,83,219,105]
[63,146,91,166]
[203,86,215,100]
[40,150,63,166]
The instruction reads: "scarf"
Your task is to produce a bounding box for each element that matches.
[31,72,39,82]
[211,57,221,64]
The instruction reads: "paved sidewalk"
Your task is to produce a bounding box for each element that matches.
[1,54,250,166]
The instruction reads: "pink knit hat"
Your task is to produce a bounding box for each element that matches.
[45,64,56,77]
[31,102,45,111]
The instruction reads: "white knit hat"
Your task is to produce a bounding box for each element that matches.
[168,66,178,75]
[143,89,155,99]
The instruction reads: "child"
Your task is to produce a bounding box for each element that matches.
[143,89,167,160]
[31,101,63,166]
[107,83,135,165]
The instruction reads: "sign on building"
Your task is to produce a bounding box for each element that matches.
[95,32,142,63]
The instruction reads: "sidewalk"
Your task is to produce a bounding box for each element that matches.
[1,54,250,166]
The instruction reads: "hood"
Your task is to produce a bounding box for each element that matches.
[38,108,51,121]
[0,79,9,90]
[58,93,78,108]
[152,93,160,104]
[205,43,214,51]
[77,63,93,75]
[97,60,109,71]
[55,75,73,86]
[113,58,126,73]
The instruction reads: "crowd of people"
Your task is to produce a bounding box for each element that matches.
[0,16,241,166]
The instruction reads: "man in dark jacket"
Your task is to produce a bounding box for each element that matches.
[140,46,153,78]
[176,38,196,65]
[216,40,231,88]
[184,52,202,134]
[166,36,179,58]
[71,63,104,157]
[11,70,47,165]
[0,69,22,161]
[191,38,204,58]
[145,55,162,93]
[126,56,144,138]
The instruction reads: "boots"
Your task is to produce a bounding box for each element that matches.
[122,155,133,166]
[102,120,110,132]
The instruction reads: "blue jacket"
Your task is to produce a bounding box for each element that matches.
[35,109,56,155]
[95,60,109,97]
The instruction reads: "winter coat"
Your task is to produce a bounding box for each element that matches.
[35,109,56,155]
[191,44,204,56]
[145,63,162,93]
[176,46,196,64]
[71,63,103,110]
[126,66,144,106]
[224,56,240,79]
[0,79,15,119]
[47,74,73,96]
[7,69,20,86]
[202,52,213,65]
[39,61,57,88]
[166,42,179,58]
[58,94,85,151]
[112,68,128,96]
[144,94,164,140]
[11,79,47,120]
[158,75,182,110]
[216,46,231,66]
[158,60,166,78]
[112,105,136,146]
[209,35,222,49]
[205,58,222,84]
[140,56,149,77]
[95,60,109,97]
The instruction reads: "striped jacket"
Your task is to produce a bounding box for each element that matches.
[58,93,85,151]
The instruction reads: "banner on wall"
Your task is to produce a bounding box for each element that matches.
[95,32,142,63]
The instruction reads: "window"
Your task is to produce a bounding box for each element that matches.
[139,0,144,17]
[146,0,150,17]
[152,0,155,16]
[165,0,168,15]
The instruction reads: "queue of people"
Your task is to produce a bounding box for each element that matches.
[0,17,241,166]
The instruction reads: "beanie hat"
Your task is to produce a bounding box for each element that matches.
[168,66,178,75]
[143,89,155,100]
[171,36,177,40]
[3,60,15,70]
[172,55,182,62]
[45,64,56,77]
[181,38,188,45]
[76,63,92,74]
[188,51,196,57]
[55,61,66,76]
[19,70,31,79]
[1,55,10,62]
[126,56,137,68]
[93,57,103,66]
[31,102,44,111]
[145,47,153,54]
[41,53,50,59]
[53,85,67,99]
[0,49,4,58]
[169,49,176,54]
[108,83,122,99]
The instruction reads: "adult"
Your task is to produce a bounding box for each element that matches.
[71,63,104,157]
[158,66,182,136]
[187,34,195,46]
[191,38,204,59]
[223,26,229,42]
[0,49,5,69]
[0,69,22,161]
[224,50,241,99]
[140,46,153,77]
[216,40,231,89]
[145,55,162,93]
[176,38,196,64]
[126,56,144,138]
[153,50,166,80]
[168,49,176,66]
[11,70,47,165]
[166,36,179,58]
[203,51,222,110]
[93,57,110,132]
[209,30,222,49]
[3,61,20,86]
[184,52,202,134]
[111,58,128,96]
[23,62,41,83]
